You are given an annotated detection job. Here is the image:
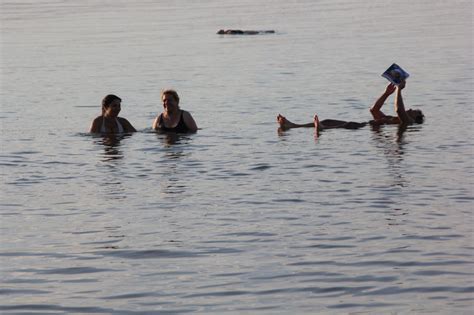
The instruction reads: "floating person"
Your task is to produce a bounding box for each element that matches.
[90,94,136,133]
[152,89,198,133]
[217,29,275,35]
[277,81,424,133]
[369,81,424,125]
[277,114,366,131]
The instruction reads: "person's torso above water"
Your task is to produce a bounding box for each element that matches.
[100,117,124,133]
[157,110,190,133]
[369,115,401,126]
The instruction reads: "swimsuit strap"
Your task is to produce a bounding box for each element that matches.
[100,117,107,133]
[157,111,189,133]
[100,116,124,133]
[158,113,164,126]
[115,118,124,133]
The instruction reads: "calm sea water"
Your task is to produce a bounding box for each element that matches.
[1,0,473,314]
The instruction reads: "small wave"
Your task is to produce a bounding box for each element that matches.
[354,285,474,296]
[36,267,118,275]
[327,302,399,309]
[92,249,202,259]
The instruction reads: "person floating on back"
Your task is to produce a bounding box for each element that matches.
[217,29,275,35]
[90,94,136,133]
[152,89,198,133]
[369,80,424,126]
[277,80,424,134]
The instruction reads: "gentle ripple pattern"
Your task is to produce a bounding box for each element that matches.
[1,0,473,314]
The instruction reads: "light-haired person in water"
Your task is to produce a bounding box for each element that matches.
[277,80,424,133]
[152,89,198,133]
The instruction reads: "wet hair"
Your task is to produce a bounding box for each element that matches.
[161,89,180,104]
[410,109,424,124]
[414,115,424,124]
[101,94,121,114]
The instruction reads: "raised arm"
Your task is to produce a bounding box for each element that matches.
[370,83,396,120]
[394,81,411,124]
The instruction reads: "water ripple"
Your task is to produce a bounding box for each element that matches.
[289,259,472,267]
[92,249,200,259]
[44,267,117,275]
[355,286,474,296]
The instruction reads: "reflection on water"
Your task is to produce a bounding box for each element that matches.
[370,125,409,188]
[155,132,193,197]
[93,134,129,162]
[369,125,422,227]
[156,132,192,148]
[2,0,472,313]
[92,134,132,200]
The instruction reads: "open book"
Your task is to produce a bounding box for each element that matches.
[382,63,409,85]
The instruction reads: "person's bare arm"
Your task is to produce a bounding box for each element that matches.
[183,111,198,132]
[394,81,411,124]
[370,83,396,119]
[152,116,160,130]
[119,118,137,132]
[89,116,101,133]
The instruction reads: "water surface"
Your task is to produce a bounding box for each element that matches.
[1,0,473,313]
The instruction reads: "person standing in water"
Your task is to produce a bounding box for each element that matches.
[277,80,424,133]
[152,89,198,133]
[90,94,136,133]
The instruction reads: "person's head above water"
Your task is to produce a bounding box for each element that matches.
[101,94,121,117]
[407,108,424,124]
[161,89,180,113]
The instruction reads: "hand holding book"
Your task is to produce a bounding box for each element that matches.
[382,63,409,85]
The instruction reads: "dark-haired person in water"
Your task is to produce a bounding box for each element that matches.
[217,29,275,35]
[277,81,424,133]
[369,81,424,125]
[90,94,136,133]
[152,89,198,133]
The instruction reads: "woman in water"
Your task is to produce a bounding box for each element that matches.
[152,89,198,133]
[89,94,136,133]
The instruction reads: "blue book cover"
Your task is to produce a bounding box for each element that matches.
[382,63,409,85]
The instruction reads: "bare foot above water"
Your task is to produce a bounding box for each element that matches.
[277,114,298,130]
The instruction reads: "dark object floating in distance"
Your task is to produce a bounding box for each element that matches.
[217,29,275,35]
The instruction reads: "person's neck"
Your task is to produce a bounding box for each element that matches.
[164,109,180,118]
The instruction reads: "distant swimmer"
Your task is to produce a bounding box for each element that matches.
[217,29,275,35]
[277,80,424,134]
[90,94,136,134]
[152,89,198,133]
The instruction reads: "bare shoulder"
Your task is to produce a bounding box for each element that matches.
[118,117,131,124]
[182,110,194,118]
[90,116,103,133]
[118,117,137,132]
[182,110,198,132]
[92,116,102,123]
